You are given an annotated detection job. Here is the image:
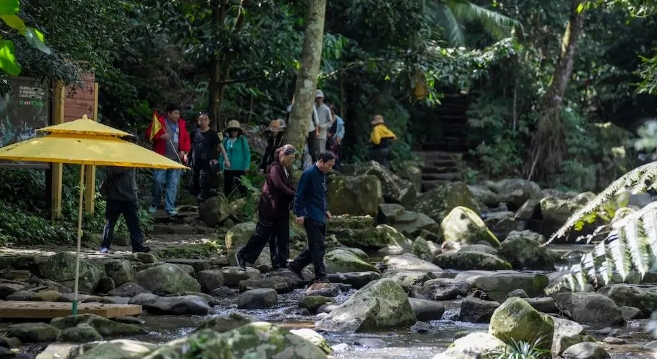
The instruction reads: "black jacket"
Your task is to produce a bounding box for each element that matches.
[106,167,138,203]
[259,133,284,172]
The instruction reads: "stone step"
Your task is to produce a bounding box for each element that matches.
[422,173,461,181]
[422,165,458,174]
[422,180,455,191]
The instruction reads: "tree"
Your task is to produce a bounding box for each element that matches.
[0,0,50,75]
[283,0,327,153]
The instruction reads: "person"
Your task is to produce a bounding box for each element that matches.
[327,105,345,169]
[99,166,150,254]
[189,112,221,201]
[259,119,286,174]
[286,151,336,284]
[147,104,191,216]
[235,145,298,270]
[314,90,332,159]
[369,115,397,169]
[219,120,251,197]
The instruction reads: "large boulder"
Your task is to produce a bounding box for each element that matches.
[327,175,382,217]
[407,182,480,223]
[392,211,438,238]
[540,196,603,241]
[135,264,201,294]
[38,252,104,294]
[316,279,416,332]
[224,222,256,251]
[470,272,549,302]
[489,297,555,350]
[492,178,542,211]
[324,248,379,274]
[468,185,500,208]
[375,225,414,254]
[597,284,657,316]
[434,252,511,271]
[497,236,555,270]
[342,161,417,205]
[551,292,624,328]
[391,160,422,193]
[198,196,232,227]
[441,206,500,248]
[432,332,507,359]
[327,216,386,250]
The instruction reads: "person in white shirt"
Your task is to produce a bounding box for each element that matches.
[314,90,332,159]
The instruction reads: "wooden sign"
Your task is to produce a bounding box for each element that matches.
[0,301,142,319]
[64,73,96,122]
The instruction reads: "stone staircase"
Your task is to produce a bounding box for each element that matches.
[412,151,464,192]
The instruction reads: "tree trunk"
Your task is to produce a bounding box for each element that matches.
[283,0,327,154]
[526,0,585,180]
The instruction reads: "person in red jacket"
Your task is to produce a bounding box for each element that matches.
[145,104,191,216]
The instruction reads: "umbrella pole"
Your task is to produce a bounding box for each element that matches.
[72,164,85,315]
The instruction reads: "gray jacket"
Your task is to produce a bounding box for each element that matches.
[106,167,138,203]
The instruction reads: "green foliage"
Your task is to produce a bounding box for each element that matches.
[0,0,50,76]
[487,336,550,359]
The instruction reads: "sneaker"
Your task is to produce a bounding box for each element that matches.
[148,206,157,214]
[132,246,151,254]
[286,262,305,281]
[235,252,247,270]
[99,247,110,254]
[166,210,178,216]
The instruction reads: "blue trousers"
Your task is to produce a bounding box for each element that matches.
[151,169,182,212]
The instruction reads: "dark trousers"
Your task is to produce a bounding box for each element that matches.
[369,147,391,169]
[239,216,290,268]
[101,199,145,251]
[307,131,318,163]
[289,219,327,280]
[224,170,246,197]
[191,165,210,197]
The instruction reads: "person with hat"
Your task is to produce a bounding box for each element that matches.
[189,112,220,202]
[369,115,397,169]
[235,144,298,270]
[219,120,251,197]
[259,119,286,174]
[314,90,333,160]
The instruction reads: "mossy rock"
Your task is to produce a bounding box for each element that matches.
[407,182,480,223]
[327,175,382,217]
[324,248,379,274]
[37,252,104,294]
[489,297,554,350]
[153,242,222,260]
[441,206,500,248]
[434,252,511,271]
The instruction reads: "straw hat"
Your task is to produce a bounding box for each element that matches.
[225,120,242,133]
[371,115,385,125]
[265,119,285,132]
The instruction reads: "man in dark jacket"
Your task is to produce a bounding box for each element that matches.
[99,166,150,254]
[235,145,297,269]
[286,151,336,283]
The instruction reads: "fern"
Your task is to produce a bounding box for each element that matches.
[547,162,657,244]
[547,202,657,293]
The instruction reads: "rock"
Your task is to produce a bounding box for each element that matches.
[382,270,435,292]
[441,206,500,248]
[195,311,254,333]
[342,161,417,205]
[37,253,104,294]
[198,196,232,227]
[378,204,406,224]
[33,290,62,302]
[483,211,523,241]
[434,252,511,271]
[290,328,333,355]
[210,286,235,298]
[129,293,212,315]
[326,272,380,289]
[8,323,60,343]
[327,175,382,216]
[551,292,624,328]
[525,297,559,313]
[407,182,480,223]
[324,248,379,274]
[408,298,445,321]
[597,284,657,316]
[224,222,256,251]
[316,279,416,332]
[459,297,500,323]
[0,283,25,300]
[497,236,555,270]
[620,305,643,320]
[68,339,157,359]
[95,277,115,294]
[133,252,158,264]
[135,264,201,294]
[392,160,423,193]
[221,267,261,287]
[103,259,134,286]
[468,185,500,207]
[299,296,335,313]
[108,282,150,297]
[489,297,554,350]
[375,225,414,254]
[57,323,102,343]
[196,270,225,293]
[553,317,595,355]
[238,277,293,294]
[458,244,498,255]
[413,278,470,301]
[562,342,610,359]
[391,211,438,238]
[50,314,146,337]
[237,288,278,309]
[431,332,507,359]
[493,178,542,210]
[113,316,145,325]
[471,272,549,302]
[305,283,344,297]
[382,253,442,272]
[410,237,433,261]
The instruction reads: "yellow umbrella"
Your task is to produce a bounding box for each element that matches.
[0,117,187,315]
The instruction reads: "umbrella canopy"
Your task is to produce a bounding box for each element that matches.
[37,115,132,137]
[0,133,187,169]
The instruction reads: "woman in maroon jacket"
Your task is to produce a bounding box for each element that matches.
[235,144,297,270]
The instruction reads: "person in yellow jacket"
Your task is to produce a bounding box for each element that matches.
[369,115,397,169]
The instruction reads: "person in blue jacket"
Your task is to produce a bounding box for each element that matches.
[219,120,251,197]
[286,151,336,284]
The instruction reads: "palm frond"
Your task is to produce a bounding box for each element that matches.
[548,202,657,293]
[424,1,466,46]
[444,0,523,41]
[548,162,657,243]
